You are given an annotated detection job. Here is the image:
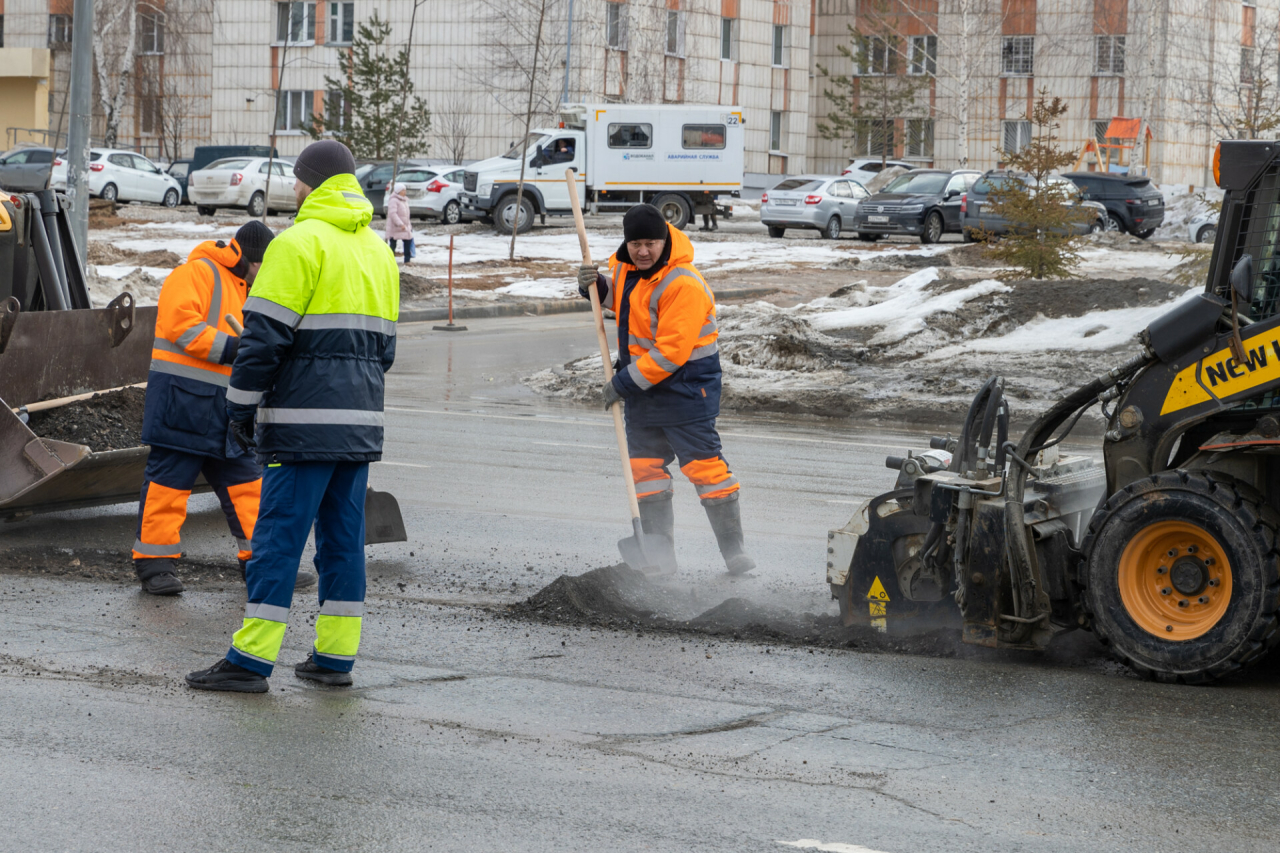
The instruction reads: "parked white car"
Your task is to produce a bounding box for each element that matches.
[188,157,298,217]
[841,157,915,186]
[1188,211,1218,244]
[51,148,183,207]
[391,166,442,219]
[423,167,473,225]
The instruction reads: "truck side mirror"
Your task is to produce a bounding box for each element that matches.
[1231,254,1255,303]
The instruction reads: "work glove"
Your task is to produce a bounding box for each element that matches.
[578,265,605,300]
[229,418,257,453]
[602,380,623,411]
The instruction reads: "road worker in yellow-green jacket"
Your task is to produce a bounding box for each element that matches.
[186,140,400,694]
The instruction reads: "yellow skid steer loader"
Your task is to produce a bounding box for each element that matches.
[829,140,1280,683]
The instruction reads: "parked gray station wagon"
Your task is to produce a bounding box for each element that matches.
[762,175,870,239]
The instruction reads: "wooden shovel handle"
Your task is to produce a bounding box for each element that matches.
[566,168,642,522]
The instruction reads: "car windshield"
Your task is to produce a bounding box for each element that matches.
[883,173,950,195]
[503,133,551,159]
[772,179,822,192]
[204,158,253,171]
[397,170,435,183]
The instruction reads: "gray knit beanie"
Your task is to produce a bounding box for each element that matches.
[292,139,356,189]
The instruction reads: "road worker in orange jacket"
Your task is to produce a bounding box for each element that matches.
[134,221,315,595]
[578,204,755,576]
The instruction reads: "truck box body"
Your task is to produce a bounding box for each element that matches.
[461,103,743,231]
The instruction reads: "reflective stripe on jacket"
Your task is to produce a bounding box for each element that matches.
[141,240,248,456]
[226,173,400,462]
[607,224,721,428]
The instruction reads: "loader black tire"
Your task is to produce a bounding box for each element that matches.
[1080,470,1280,684]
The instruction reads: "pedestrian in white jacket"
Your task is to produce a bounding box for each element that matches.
[386,183,415,262]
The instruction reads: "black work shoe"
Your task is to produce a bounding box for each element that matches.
[295,654,353,687]
[135,558,184,596]
[295,569,318,591]
[185,658,268,693]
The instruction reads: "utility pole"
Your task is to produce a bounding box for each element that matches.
[561,0,574,105]
[66,0,96,266]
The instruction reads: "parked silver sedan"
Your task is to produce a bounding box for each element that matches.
[762,175,870,239]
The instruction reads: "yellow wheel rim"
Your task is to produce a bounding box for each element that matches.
[1117,520,1232,641]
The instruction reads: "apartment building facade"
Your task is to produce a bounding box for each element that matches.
[0,0,1269,186]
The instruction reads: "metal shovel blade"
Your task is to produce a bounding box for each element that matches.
[364,487,408,545]
[618,517,677,578]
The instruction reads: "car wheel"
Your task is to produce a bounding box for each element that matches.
[823,215,841,240]
[1196,224,1217,244]
[857,233,878,242]
[1106,213,1124,232]
[443,200,462,225]
[651,193,692,230]
[921,211,944,244]
[1089,218,1105,234]
[162,188,180,208]
[247,192,266,218]
[494,194,534,235]
[767,226,786,239]
[100,183,118,203]
[197,206,216,217]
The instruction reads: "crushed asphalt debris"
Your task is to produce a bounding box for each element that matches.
[0,546,242,588]
[25,386,147,451]
[508,565,965,658]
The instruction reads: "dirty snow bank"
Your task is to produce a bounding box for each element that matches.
[526,266,1192,423]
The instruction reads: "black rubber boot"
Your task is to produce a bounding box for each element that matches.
[639,492,678,576]
[134,558,184,596]
[295,654,353,686]
[704,493,756,575]
[239,558,317,591]
[185,658,268,693]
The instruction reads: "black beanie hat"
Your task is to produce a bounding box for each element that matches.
[233,220,275,264]
[292,139,356,189]
[623,204,668,242]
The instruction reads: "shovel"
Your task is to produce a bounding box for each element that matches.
[225,314,408,546]
[566,169,675,576]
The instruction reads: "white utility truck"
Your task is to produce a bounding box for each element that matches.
[460,103,745,233]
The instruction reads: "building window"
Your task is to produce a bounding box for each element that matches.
[0,15,6,48]
[906,118,934,157]
[48,14,73,47]
[720,17,737,61]
[141,95,161,134]
[769,111,783,151]
[139,9,164,55]
[276,2,316,45]
[1003,119,1032,154]
[909,35,936,76]
[858,35,890,75]
[326,90,351,132]
[681,124,726,149]
[1095,35,1124,74]
[773,25,789,67]
[606,3,628,50]
[1001,36,1034,76]
[328,2,354,45]
[1242,47,1257,84]
[1094,119,1120,165]
[276,90,314,132]
[666,10,684,57]
[856,120,894,156]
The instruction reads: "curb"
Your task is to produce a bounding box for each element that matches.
[398,286,778,324]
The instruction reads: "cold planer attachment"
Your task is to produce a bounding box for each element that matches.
[830,138,1280,683]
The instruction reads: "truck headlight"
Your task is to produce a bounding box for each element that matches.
[477,183,492,198]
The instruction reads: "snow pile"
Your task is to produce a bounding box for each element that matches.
[86,266,164,307]
[1155,184,1222,241]
[495,276,578,299]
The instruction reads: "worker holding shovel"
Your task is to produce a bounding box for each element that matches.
[576,204,755,577]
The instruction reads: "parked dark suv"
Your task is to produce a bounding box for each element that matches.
[1061,172,1165,237]
[852,169,982,244]
[960,171,1106,240]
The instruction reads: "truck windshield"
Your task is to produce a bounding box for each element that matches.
[503,133,551,160]
[883,173,950,195]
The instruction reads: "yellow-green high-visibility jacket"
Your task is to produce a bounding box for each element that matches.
[226,173,400,461]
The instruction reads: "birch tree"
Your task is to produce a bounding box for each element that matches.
[92,0,140,147]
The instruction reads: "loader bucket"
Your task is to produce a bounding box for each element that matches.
[0,295,162,520]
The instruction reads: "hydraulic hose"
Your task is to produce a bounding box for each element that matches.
[1001,352,1152,641]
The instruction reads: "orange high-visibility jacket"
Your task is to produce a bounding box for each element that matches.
[607,224,721,427]
[150,240,248,385]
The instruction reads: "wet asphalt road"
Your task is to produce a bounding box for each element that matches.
[2,315,1279,852]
